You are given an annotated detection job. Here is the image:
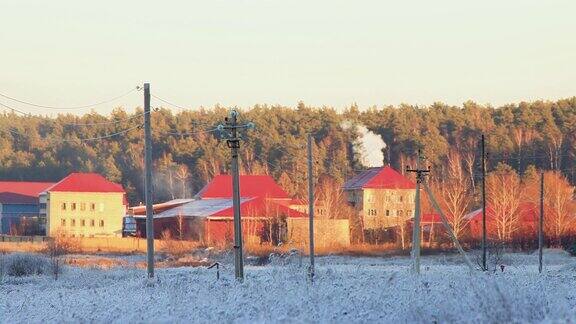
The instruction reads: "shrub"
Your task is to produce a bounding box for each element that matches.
[44,234,79,257]
[0,256,5,282]
[562,239,576,256]
[160,230,190,259]
[3,253,50,277]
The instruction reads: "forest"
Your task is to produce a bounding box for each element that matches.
[0,97,575,211]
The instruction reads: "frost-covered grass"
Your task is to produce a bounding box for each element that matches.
[1,250,576,323]
[0,253,51,277]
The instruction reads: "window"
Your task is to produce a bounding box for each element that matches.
[71,219,76,227]
[99,220,104,227]
[90,203,96,212]
[80,219,86,227]
[80,203,86,211]
[386,210,390,216]
[61,203,67,211]
[399,195,404,202]
[90,219,95,227]
[99,203,104,212]
[398,210,404,217]
[367,209,377,216]
[366,194,374,203]
[71,203,77,211]
[407,210,412,216]
[61,219,66,226]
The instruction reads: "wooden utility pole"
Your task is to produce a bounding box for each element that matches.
[143,83,155,278]
[406,150,428,274]
[230,110,244,280]
[219,110,254,280]
[407,149,475,273]
[481,134,487,271]
[539,171,544,274]
[307,134,315,281]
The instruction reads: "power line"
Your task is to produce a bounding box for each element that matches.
[161,128,219,137]
[59,124,143,142]
[151,94,192,111]
[1,101,149,127]
[0,86,140,110]
[0,123,143,143]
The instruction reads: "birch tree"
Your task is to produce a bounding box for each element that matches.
[487,163,522,241]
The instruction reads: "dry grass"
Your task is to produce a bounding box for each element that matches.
[0,242,47,254]
[64,256,129,269]
[159,231,204,258]
[244,243,408,258]
[44,235,81,256]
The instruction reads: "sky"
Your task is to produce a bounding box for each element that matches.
[1,0,575,115]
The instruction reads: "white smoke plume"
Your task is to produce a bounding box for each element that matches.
[342,121,387,167]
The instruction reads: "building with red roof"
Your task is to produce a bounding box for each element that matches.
[465,202,539,240]
[131,174,350,246]
[195,174,291,201]
[343,166,416,233]
[43,173,127,238]
[0,181,55,235]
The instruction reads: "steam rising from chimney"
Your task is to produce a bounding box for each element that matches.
[342,121,386,167]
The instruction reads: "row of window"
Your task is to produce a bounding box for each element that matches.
[366,209,413,217]
[366,194,413,203]
[60,218,105,227]
[61,202,105,212]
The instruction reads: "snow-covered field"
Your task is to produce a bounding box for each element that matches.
[1,249,576,323]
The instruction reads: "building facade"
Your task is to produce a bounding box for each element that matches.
[343,166,416,231]
[44,173,127,237]
[0,181,55,235]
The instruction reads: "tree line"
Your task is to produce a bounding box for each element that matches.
[0,98,575,209]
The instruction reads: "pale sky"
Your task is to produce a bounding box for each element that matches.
[1,0,575,115]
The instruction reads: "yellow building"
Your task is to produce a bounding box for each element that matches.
[42,173,127,237]
[343,166,416,230]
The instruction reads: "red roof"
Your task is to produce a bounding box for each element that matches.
[421,213,442,224]
[131,199,194,216]
[210,197,307,219]
[196,175,290,200]
[47,173,125,193]
[0,181,55,204]
[343,166,415,190]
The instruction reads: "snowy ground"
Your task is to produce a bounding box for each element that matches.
[1,249,576,323]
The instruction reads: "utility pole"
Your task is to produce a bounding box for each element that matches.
[218,110,254,281]
[143,82,155,279]
[481,134,487,271]
[539,171,544,274]
[406,150,428,274]
[307,134,315,281]
[407,149,475,273]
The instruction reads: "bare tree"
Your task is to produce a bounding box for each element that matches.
[434,151,473,241]
[487,164,522,241]
[543,171,575,243]
[175,164,190,199]
[315,175,348,219]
